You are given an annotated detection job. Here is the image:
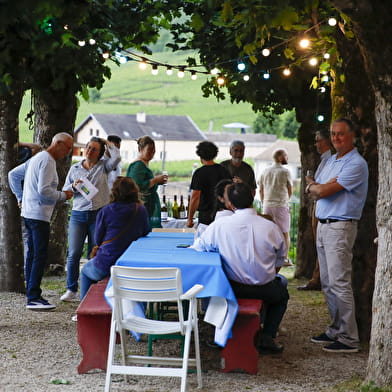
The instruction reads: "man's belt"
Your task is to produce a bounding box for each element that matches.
[318,218,356,224]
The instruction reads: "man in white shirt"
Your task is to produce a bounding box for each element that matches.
[193,182,289,354]
[8,133,74,311]
[106,135,122,191]
[259,149,293,266]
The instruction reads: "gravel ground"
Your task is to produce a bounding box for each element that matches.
[0,275,368,392]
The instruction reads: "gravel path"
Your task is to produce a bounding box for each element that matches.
[0,275,368,392]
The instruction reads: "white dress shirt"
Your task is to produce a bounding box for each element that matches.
[192,208,286,285]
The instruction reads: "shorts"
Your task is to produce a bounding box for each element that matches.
[263,206,290,233]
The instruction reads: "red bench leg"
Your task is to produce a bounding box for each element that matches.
[220,299,262,375]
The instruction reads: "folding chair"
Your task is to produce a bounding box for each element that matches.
[105,266,203,392]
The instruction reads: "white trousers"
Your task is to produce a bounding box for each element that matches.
[316,220,359,347]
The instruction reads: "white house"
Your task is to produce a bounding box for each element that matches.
[254,139,301,186]
[73,112,206,163]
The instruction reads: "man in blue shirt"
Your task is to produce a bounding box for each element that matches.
[8,133,74,311]
[306,118,368,353]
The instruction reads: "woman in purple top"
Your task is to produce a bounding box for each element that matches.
[79,177,150,300]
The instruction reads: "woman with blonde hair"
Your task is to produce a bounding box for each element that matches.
[79,177,149,300]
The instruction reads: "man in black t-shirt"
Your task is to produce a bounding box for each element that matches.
[187,141,231,228]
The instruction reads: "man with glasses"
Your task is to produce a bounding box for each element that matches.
[298,129,332,291]
[8,133,74,310]
[306,118,368,353]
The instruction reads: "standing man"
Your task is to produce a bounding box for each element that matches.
[106,135,122,190]
[298,129,333,291]
[186,141,230,234]
[220,140,257,190]
[307,118,368,353]
[193,182,288,353]
[259,149,293,266]
[8,133,74,311]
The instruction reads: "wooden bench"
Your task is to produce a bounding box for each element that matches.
[220,298,263,375]
[76,278,112,374]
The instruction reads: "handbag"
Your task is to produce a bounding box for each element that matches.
[89,204,139,258]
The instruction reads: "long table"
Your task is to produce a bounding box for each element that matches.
[105,231,238,347]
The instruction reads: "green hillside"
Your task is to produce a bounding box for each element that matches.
[19,51,258,142]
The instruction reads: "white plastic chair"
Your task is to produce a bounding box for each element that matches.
[105,266,204,392]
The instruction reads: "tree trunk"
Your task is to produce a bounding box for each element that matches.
[331,0,392,386]
[332,28,378,343]
[33,87,77,271]
[295,87,331,278]
[0,85,26,292]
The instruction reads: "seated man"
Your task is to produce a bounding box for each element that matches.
[192,182,289,353]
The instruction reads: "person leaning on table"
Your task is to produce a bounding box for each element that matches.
[192,182,289,354]
[8,132,74,311]
[306,118,368,353]
[60,136,121,302]
[79,177,149,302]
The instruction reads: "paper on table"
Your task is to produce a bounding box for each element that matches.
[75,177,98,201]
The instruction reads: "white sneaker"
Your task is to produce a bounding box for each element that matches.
[60,290,78,302]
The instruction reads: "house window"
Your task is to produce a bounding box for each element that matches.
[96,129,100,136]
[90,128,93,136]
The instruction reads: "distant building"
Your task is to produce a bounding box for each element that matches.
[254,139,301,183]
[73,112,206,162]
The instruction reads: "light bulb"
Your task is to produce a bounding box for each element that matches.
[324,53,331,59]
[309,57,318,66]
[237,62,246,71]
[210,67,219,75]
[89,38,96,45]
[217,75,225,85]
[299,38,310,48]
[191,71,197,80]
[262,48,271,57]
[119,56,127,64]
[317,114,325,122]
[263,72,270,80]
[166,67,173,75]
[320,87,326,93]
[178,68,185,78]
[102,52,110,59]
[139,61,147,70]
[78,40,86,47]
[283,68,291,76]
[243,75,250,81]
[328,17,337,26]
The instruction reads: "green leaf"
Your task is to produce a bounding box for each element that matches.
[310,76,319,90]
[50,379,71,385]
[284,47,295,60]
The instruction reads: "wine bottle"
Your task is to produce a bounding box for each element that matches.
[161,195,168,221]
[172,194,179,219]
[179,195,186,219]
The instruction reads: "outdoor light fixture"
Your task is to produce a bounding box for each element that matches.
[151,64,159,75]
[78,40,86,47]
[166,66,173,75]
[324,53,331,59]
[89,38,96,45]
[139,59,147,70]
[102,52,110,59]
[299,38,310,48]
[328,17,337,26]
[243,74,250,81]
[317,114,325,122]
[237,61,246,71]
[262,48,271,57]
[309,57,318,66]
[191,71,197,80]
[210,67,219,75]
[217,74,225,85]
[283,68,291,76]
[177,68,185,78]
[262,72,270,80]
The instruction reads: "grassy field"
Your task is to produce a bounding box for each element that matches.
[19,51,259,142]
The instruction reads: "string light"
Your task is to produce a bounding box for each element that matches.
[210,67,220,75]
[243,74,250,81]
[283,68,291,76]
[139,59,147,70]
[237,61,246,71]
[89,38,96,45]
[217,74,225,85]
[262,71,271,80]
[262,48,271,57]
[102,52,110,59]
[166,66,173,75]
[309,57,318,66]
[78,40,86,47]
[177,68,185,78]
[191,71,198,80]
[324,53,330,59]
[328,17,337,26]
[151,64,158,75]
[299,38,310,48]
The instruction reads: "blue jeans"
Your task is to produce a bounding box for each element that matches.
[66,210,99,292]
[80,260,107,300]
[23,218,50,302]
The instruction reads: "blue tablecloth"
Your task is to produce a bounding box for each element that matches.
[105,232,238,347]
